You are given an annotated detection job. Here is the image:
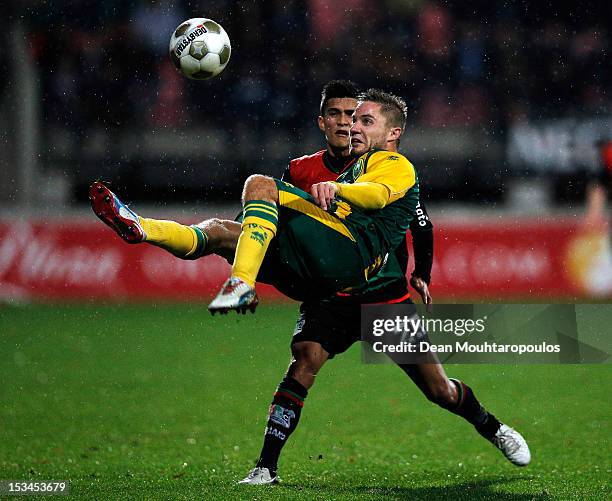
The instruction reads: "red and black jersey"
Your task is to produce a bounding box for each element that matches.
[281,150,356,192]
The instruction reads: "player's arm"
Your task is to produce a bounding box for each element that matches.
[408,199,434,310]
[331,181,390,209]
[332,152,416,210]
[409,199,433,285]
[311,180,390,210]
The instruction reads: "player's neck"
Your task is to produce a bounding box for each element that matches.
[327,145,352,159]
[384,142,399,153]
[324,147,355,174]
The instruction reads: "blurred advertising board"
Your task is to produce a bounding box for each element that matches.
[0,218,610,302]
[507,117,612,173]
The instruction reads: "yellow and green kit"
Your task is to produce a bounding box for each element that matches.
[257,149,420,300]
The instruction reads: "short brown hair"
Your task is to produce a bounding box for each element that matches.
[357,88,408,132]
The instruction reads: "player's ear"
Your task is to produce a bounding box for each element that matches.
[388,127,402,142]
[318,115,326,132]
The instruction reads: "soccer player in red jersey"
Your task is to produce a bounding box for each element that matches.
[90,81,530,485]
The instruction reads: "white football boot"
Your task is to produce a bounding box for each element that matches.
[491,424,531,466]
[237,467,278,485]
[208,277,258,315]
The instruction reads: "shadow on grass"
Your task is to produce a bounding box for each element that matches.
[279,476,545,500]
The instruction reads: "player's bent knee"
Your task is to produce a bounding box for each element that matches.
[244,174,271,191]
[291,355,321,376]
[195,218,219,230]
[289,342,328,381]
[243,174,278,203]
[293,359,320,377]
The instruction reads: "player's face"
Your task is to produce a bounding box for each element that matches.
[350,101,400,156]
[318,98,357,154]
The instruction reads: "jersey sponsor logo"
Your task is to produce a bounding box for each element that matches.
[174,26,208,57]
[265,426,286,440]
[387,155,399,161]
[268,404,296,429]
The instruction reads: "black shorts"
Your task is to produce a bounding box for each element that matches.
[292,297,416,358]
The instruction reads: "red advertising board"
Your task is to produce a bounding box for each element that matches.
[421,218,612,299]
[0,217,610,301]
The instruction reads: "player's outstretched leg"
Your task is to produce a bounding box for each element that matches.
[239,341,328,485]
[89,181,209,259]
[89,181,147,243]
[209,175,279,314]
[400,363,530,466]
[489,423,531,466]
[447,378,530,466]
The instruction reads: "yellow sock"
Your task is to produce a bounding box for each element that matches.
[232,201,278,287]
[138,217,207,259]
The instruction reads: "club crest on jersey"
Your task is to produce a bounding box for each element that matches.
[268,404,296,429]
[337,158,364,184]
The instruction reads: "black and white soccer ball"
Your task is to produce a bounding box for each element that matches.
[169,18,231,80]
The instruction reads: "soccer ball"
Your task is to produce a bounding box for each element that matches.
[169,18,231,80]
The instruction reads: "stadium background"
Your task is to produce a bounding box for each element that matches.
[1,0,611,301]
[0,1,610,499]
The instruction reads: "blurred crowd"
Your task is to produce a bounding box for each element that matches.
[1,1,610,203]
[10,0,609,131]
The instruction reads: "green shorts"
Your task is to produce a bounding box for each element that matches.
[257,180,370,299]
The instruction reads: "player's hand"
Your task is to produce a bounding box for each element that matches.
[410,276,432,312]
[311,182,338,211]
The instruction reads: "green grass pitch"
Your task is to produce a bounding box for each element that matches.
[1,303,610,500]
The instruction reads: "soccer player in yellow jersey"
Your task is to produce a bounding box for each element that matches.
[90,86,531,484]
[209,89,421,313]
